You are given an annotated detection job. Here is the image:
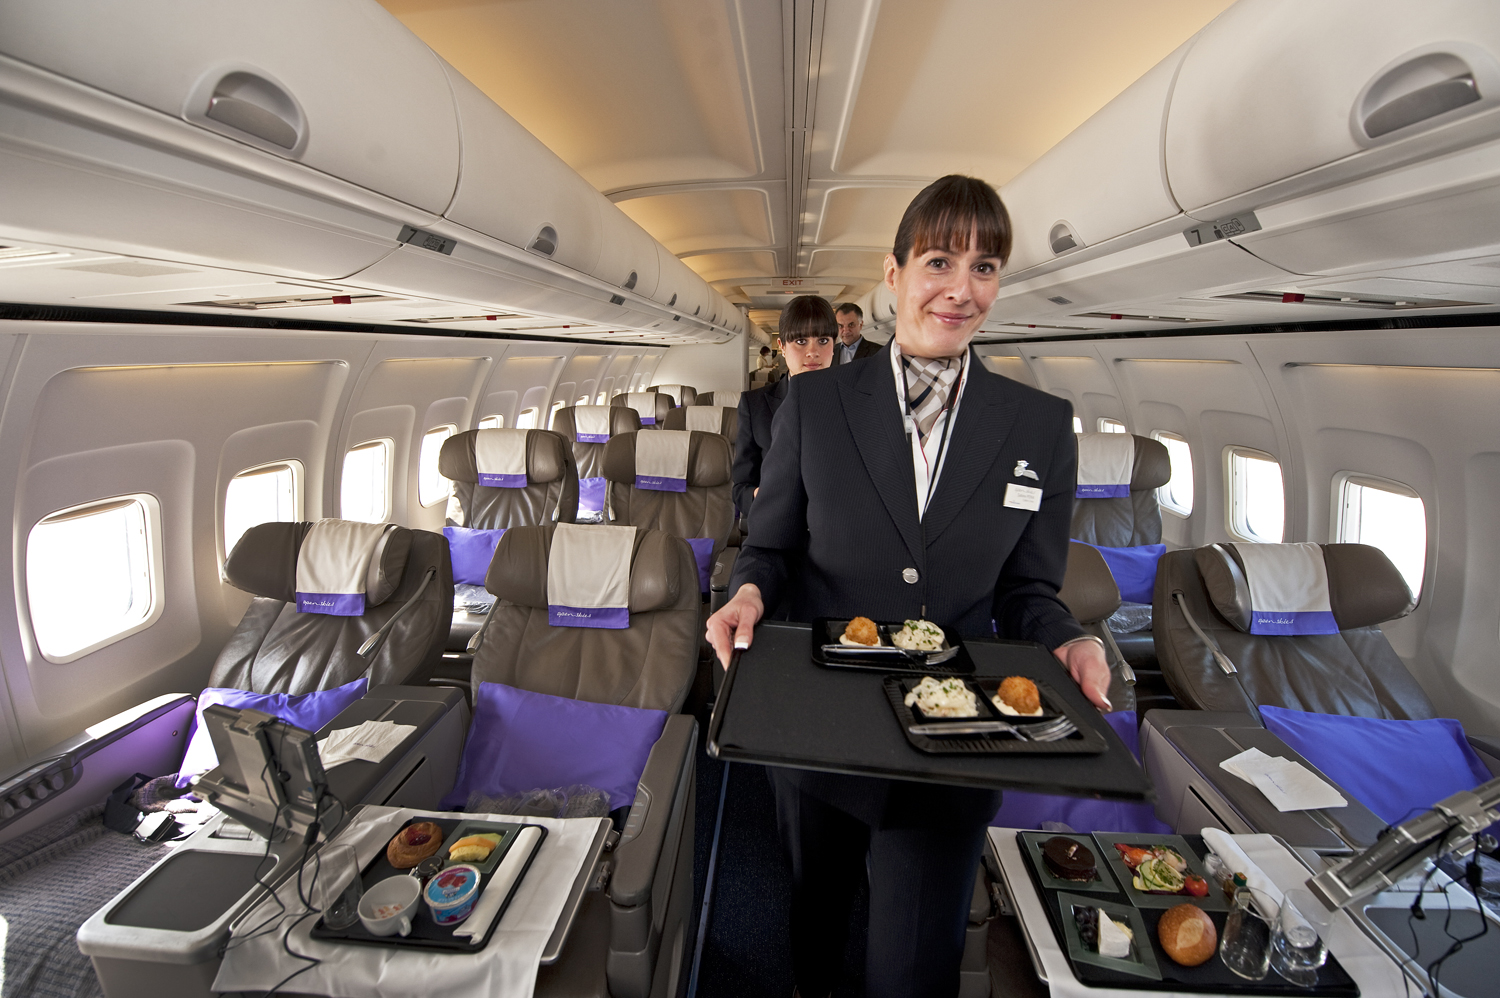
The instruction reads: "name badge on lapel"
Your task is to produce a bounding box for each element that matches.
[1003,483,1043,511]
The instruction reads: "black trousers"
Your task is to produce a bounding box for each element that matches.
[770,769,999,998]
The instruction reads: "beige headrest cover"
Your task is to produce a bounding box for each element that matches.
[601,431,732,488]
[485,523,691,614]
[551,405,640,442]
[1196,542,1414,633]
[226,521,412,607]
[439,428,568,485]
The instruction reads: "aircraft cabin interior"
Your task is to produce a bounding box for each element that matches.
[0,1,1498,996]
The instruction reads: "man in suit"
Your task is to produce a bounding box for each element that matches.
[707,176,1109,998]
[831,302,881,365]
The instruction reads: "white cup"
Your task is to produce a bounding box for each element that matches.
[357,875,421,937]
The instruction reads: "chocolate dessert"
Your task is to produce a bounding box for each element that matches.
[1041,836,1097,882]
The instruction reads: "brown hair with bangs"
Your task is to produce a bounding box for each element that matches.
[778,294,837,341]
[891,174,1011,267]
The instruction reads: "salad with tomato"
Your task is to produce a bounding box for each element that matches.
[1114,844,1209,898]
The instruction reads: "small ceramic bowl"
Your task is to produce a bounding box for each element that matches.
[358,875,421,937]
[424,863,482,926]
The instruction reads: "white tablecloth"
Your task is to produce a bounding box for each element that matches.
[214,807,603,997]
[989,828,1411,998]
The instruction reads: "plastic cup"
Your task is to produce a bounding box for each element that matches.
[1220,886,1276,981]
[313,843,362,930]
[1271,888,1333,987]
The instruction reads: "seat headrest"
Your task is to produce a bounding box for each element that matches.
[652,384,697,406]
[663,406,731,434]
[601,430,732,488]
[1131,434,1171,490]
[1323,543,1416,628]
[1197,542,1352,635]
[226,520,412,607]
[439,428,568,485]
[612,392,673,426]
[485,523,691,614]
[700,390,742,408]
[552,405,639,443]
[1058,542,1121,625]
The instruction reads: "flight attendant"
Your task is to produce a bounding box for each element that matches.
[732,295,836,523]
[706,175,1110,998]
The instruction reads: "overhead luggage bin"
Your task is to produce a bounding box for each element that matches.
[594,201,661,304]
[1001,41,1192,276]
[655,247,710,325]
[1165,0,1500,217]
[0,0,461,215]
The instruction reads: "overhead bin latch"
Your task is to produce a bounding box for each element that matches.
[1049,221,1084,256]
[1183,211,1262,247]
[1355,45,1497,144]
[198,71,306,154]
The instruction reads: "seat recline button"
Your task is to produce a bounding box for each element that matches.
[902,567,919,585]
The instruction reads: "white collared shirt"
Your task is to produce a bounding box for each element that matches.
[890,344,970,520]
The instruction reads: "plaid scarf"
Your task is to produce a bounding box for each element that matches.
[902,353,962,440]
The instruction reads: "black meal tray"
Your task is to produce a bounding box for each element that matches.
[1018,832,1360,995]
[707,622,1153,799]
[811,618,975,674]
[309,816,546,952]
[884,676,1107,755]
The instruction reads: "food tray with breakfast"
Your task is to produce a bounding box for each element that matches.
[811,617,975,673]
[310,816,546,952]
[882,674,1108,755]
[1018,831,1360,994]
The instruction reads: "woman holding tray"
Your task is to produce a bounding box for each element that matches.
[706,174,1111,998]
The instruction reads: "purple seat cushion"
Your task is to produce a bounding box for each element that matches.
[578,477,607,516]
[176,678,368,787]
[686,538,715,593]
[1260,705,1494,827]
[444,526,505,587]
[1087,543,1166,605]
[991,710,1172,834]
[441,682,667,812]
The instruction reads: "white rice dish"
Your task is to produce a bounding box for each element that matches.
[991,695,1044,717]
[903,676,978,718]
[891,619,945,651]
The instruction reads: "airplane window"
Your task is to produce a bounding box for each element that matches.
[1072,416,1083,434]
[515,407,539,430]
[1151,432,1194,517]
[1098,418,1127,433]
[1337,476,1426,599]
[341,439,392,523]
[548,401,566,428]
[596,392,607,405]
[26,494,160,662]
[224,462,301,563]
[477,415,503,430]
[418,424,458,508]
[1227,447,1285,543]
[576,395,590,406]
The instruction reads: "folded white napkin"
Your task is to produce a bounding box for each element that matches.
[1221,746,1348,812]
[453,826,543,939]
[1202,827,1282,921]
[317,719,417,769]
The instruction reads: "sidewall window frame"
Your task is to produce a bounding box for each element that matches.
[418,424,458,508]
[1151,430,1194,519]
[1224,445,1285,543]
[222,459,303,574]
[1332,471,1427,603]
[341,437,395,524]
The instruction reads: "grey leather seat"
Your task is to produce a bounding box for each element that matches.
[440,428,579,655]
[650,383,697,407]
[211,520,454,692]
[1057,541,1136,713]
[694,390,741,408]
[471,524,699,998]
[552,405,641,523]
[440,427,580,530]
[1153,542,1430,718]
[661,403,738,442]
[611,391,675,428]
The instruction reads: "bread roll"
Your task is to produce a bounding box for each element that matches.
[1157,903,1216,967]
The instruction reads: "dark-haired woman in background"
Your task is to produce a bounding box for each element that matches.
[732,295,836,525]
[708,176,1110,998]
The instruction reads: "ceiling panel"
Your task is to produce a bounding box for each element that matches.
[683,251,780,284]
[808,249,887,281]
[617,189,775,255]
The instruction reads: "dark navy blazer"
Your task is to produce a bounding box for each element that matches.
[730,376,787,522]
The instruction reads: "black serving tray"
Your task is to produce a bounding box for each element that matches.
[812,618,974,674]
[309,816,545,952]
[1019,832,1360,995]
[884,676,1108,755]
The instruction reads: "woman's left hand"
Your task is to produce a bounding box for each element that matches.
[1053,638,1113,712]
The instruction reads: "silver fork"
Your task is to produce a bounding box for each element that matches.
[907,715,1078,741]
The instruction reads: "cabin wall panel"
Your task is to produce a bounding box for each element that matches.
[648,331,748,397]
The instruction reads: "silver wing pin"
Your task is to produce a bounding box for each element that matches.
[1013,460,1040,480]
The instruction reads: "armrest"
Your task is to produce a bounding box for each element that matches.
[610,714,697,907]
[710,546,738,592]
[1468,734,1500,777]
[1143,709,1263,733]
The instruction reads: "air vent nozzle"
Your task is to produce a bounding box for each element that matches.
[1047,295,1073,306]
[529,225,558,257]
[609,294,626,306]
[1049,221,1083,255]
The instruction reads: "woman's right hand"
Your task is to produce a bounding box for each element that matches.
[705,584,764,669]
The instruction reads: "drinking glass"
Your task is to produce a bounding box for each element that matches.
[313,843,363,930]
[1271,888,1333,987]
[1220,886,1275,981]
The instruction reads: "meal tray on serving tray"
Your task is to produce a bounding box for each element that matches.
[1018,831,1360,995]
[883,676,1108,755]
[309,816,546,952]
[812,618,975,674]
